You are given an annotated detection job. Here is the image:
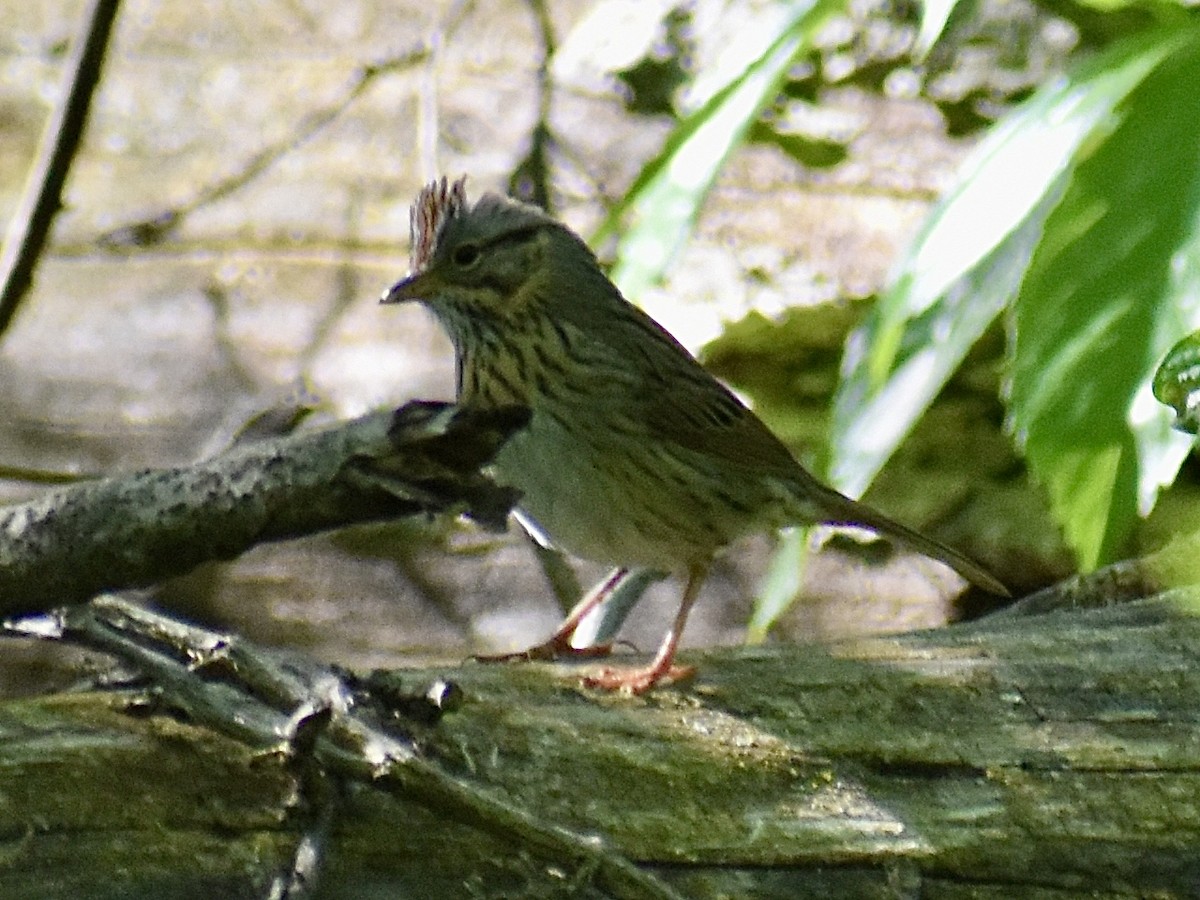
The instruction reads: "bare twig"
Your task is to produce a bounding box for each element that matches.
[0,0,122,337]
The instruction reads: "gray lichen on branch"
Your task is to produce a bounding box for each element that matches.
[0,401,529,617]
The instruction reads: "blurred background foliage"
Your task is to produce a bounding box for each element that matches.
[2,0,1198,679]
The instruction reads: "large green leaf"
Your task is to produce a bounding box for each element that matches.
[828,27,1190,509]
[1009,27,1200,569]
[594,0,844,299]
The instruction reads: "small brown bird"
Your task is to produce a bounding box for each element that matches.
[382,177,1007,694]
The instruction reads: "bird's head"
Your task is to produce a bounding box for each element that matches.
[381,177,584,342]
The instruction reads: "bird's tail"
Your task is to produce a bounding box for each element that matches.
[797,478,1009,597]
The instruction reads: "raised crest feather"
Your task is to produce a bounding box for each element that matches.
[410,176,468,272]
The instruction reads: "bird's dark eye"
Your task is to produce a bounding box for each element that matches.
[452,244,481,268]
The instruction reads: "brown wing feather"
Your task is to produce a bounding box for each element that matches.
[641,371,801,475]
[617,303,803,477]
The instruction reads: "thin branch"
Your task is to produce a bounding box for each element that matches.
[0,0,122,337]
[0,401,527,618]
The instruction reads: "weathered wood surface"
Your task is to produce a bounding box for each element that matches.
[0,401,525,618]
[1,592,1198,898]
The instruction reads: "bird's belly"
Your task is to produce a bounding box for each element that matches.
[491,409,759,571]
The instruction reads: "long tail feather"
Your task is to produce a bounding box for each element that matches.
[802,480,1009,597]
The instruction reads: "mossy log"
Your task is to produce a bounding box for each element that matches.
[1,592,1198,899]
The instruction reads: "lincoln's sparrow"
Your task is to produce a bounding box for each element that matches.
[382,177,1007,694]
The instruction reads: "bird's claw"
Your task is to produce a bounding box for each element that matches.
[581,663,696,695]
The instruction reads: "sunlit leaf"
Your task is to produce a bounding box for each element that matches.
[829,28,1189,507]
[1071,0,1192,11]
[1009,28,1200,569]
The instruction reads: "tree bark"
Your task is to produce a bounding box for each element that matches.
[2,590,1198,898]
[0,401,526,617]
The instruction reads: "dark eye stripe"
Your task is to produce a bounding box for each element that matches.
[440,226,540,267]
[482,226,540,252]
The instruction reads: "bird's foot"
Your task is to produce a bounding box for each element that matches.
[474,634,613,664]
[581,662,696,695]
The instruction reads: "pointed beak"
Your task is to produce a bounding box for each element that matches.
[380,270,437,305]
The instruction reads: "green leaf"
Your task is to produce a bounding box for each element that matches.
[1154,331,1200,434]
[748,119,848,168]
[1009,27,1200,569]
[1071,0,1191,11]
[594,0,844,299]
[829,27,1191,509]
[748,527,810,643]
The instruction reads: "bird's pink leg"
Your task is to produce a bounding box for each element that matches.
[475,567,628,663]
[582,564,707,694]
